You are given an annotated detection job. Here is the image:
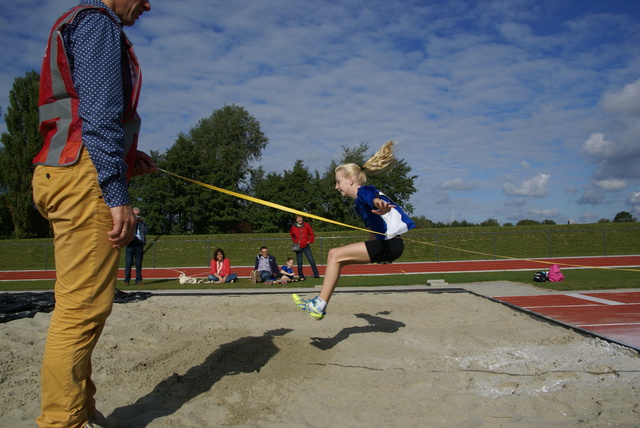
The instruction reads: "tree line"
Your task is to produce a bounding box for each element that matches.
[0,71,636,238]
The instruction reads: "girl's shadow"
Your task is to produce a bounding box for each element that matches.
[310,312,405,350]
[109,328,292,427]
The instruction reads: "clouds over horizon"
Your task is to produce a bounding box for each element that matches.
[1,0,639,224]
[580,78,640,214]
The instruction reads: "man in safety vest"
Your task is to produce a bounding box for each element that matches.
[31,1,157,427]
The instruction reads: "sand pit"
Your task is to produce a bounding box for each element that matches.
[1,290,639,427]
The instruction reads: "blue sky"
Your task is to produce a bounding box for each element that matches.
[1,0,639,224]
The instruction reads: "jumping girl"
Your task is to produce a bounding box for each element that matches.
[293,141,415,320]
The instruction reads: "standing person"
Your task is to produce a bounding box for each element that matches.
[293,141,415,321]
[208,248,238,283]
[31,1,156,427]
[250,246,280,285]
[124,207,148,286]
[290,215,320,280]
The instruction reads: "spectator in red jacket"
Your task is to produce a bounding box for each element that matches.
[290,215,320,280]
[208,248,238,283]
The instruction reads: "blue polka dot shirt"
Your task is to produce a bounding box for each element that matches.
[62,0,136,208]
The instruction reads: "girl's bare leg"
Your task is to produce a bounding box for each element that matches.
[319,242,370,303]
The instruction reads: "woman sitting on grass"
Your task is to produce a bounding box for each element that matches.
[208,248,238,283]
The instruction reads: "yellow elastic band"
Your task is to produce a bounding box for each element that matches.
[160,169,639,272]
[160,169,384,236]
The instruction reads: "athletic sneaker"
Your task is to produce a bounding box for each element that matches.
[292,294,326,320]
[84,410,119,428]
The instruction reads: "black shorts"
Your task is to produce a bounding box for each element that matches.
[364,237,404,263]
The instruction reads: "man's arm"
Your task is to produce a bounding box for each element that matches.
[70,11,131,208]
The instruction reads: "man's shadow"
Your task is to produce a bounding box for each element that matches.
[109,328,292,427]
[310,312,405,350]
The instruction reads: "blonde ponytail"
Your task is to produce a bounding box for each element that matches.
[335,140,398,185]
[362,140,397,175]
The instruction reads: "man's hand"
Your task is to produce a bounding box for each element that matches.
[131,151,159,177]
[108,204,137,248]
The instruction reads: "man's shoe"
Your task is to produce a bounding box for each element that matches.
[135,281,144,286]
[250,270,257,284]
[84,410,119,428]
[292,294,325,320]
[123,281,129,286]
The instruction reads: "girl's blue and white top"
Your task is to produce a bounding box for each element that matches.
[355,185,416,240]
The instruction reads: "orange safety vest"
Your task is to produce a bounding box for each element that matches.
[33,5,141,181]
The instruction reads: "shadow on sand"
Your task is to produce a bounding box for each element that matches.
[310,312,405,350]
[109,328,292,427]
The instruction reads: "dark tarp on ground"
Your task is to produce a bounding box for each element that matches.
[0,289,152,323]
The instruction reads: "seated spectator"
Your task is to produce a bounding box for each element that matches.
[250,246,280,285]
[279,257,297,284]
[208,248,238,283]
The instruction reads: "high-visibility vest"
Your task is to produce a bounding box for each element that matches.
[33,5,141,181]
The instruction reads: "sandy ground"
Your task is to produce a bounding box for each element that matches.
[1,289,638,427]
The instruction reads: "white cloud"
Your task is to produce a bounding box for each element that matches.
[630,190,640,216]
[582,78,640,183]
[582,133,616,158]
[577,188,605,205]
[440,178,479,191]
[601,79,640,116]
[503,173,550,197]
[594,179,626,192]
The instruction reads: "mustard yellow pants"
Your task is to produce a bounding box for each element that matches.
[32,149,120,428]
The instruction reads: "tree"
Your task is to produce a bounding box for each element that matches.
[516,219,539,226]
[249,160,322,233]
[412,215,434,228]
[130,105,269,234]
[0,71,50,238]
[613,211,637,223]
[480,218,499,227]
[0,185,14,238]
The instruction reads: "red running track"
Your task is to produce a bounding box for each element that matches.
[1,255,639,281]
[494,291,640,352]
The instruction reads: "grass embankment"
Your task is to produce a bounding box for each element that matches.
[1,223,638,292]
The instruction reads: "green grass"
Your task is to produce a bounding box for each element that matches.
[1,223,639,271]
[1,268,637,292]
[1,223,638,291]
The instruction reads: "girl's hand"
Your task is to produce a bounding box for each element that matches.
[372,198,395,215]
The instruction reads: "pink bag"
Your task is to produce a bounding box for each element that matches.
[548,264,564,282]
